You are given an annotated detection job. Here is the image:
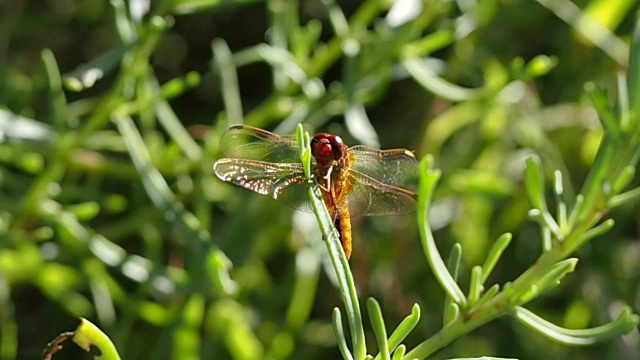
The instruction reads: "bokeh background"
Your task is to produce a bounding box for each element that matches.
[1,0,639,359]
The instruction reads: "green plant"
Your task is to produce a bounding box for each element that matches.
[295,58,640,355]
[0,0,639,359]
[43,318,121,360]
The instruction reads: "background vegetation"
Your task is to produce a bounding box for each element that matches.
[1,0,639,359]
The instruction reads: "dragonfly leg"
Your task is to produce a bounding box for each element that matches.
[317,165,333,193]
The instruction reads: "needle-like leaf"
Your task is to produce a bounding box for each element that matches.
[513,306,640,346]
[418,156,466,306]
[391,345,406,360]
[374,303,420,360]
[444,244,462,325]
[516,259,578,305]
[367,298,390,360]
[467,266,483,306]
[524,156,547,211]
[212,39,243,126]
[333,308,354,360]
[480,233,511,285]
[628,10,640,118]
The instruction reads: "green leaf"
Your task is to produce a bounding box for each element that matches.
[72,318,122,360]
[524,156,547,211]
[584,0,636,31]
[627,10,640,118]
[172,0,263,14]
[154,93,203,162]
[617,72,631,131]
[63,45,131,91]
[480,233,511,285]
[417,155,466,306]
[41,49,69,130]
[611,165,635,195]
[512,306,639,346]
[528,209,561,242]
[535,0,628,65]
[609,186,640,208]
[332,308,354,360]
[517,259,578,304]
[0,110,57,143]
[212,39,243,126]
[110,0,136,42]
[444,244,462,325]
[472,284,500,308]
[401,29,455,58]
[524,55,557,78]
[66,202,101,221]
[375,303,420,360]
[391,345,406,360]
[467,266,483,305]
[403,57,480,101]
[553,170,568,230]
[324,0,349,36]
[367,298,390,360]
[586,83,621,139]
[296,124,312,179]
[566,194,584,229]
[571,219,615,250]
[174,295,205,358]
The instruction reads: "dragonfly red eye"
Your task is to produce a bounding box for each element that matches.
[312,133,344,161]
[311,135,332,161]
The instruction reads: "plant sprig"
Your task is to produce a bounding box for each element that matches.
[297,12,640,359]
[402,14,640,359]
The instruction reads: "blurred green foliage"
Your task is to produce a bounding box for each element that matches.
[0,0,639,359]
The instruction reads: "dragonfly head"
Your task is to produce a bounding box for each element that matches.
[311,133,345,163]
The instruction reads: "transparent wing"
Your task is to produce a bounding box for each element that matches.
[219,125,301,163]
[344,170,418,217]
[349,145,418,187]
[216,125,418,216]
[344,146,418,216]
[213,158,313,212]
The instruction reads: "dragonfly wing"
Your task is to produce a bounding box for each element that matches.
[216,126,417,216]
[220,125,301,163]
[345,169,418,217]
[349,145,417,188]
[214,158,313,212]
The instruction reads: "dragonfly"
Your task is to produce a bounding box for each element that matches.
[213,125,418,259]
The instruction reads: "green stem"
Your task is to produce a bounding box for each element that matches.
[404,296,505,359]
[307,185,366,359]
[297,125,366,359]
